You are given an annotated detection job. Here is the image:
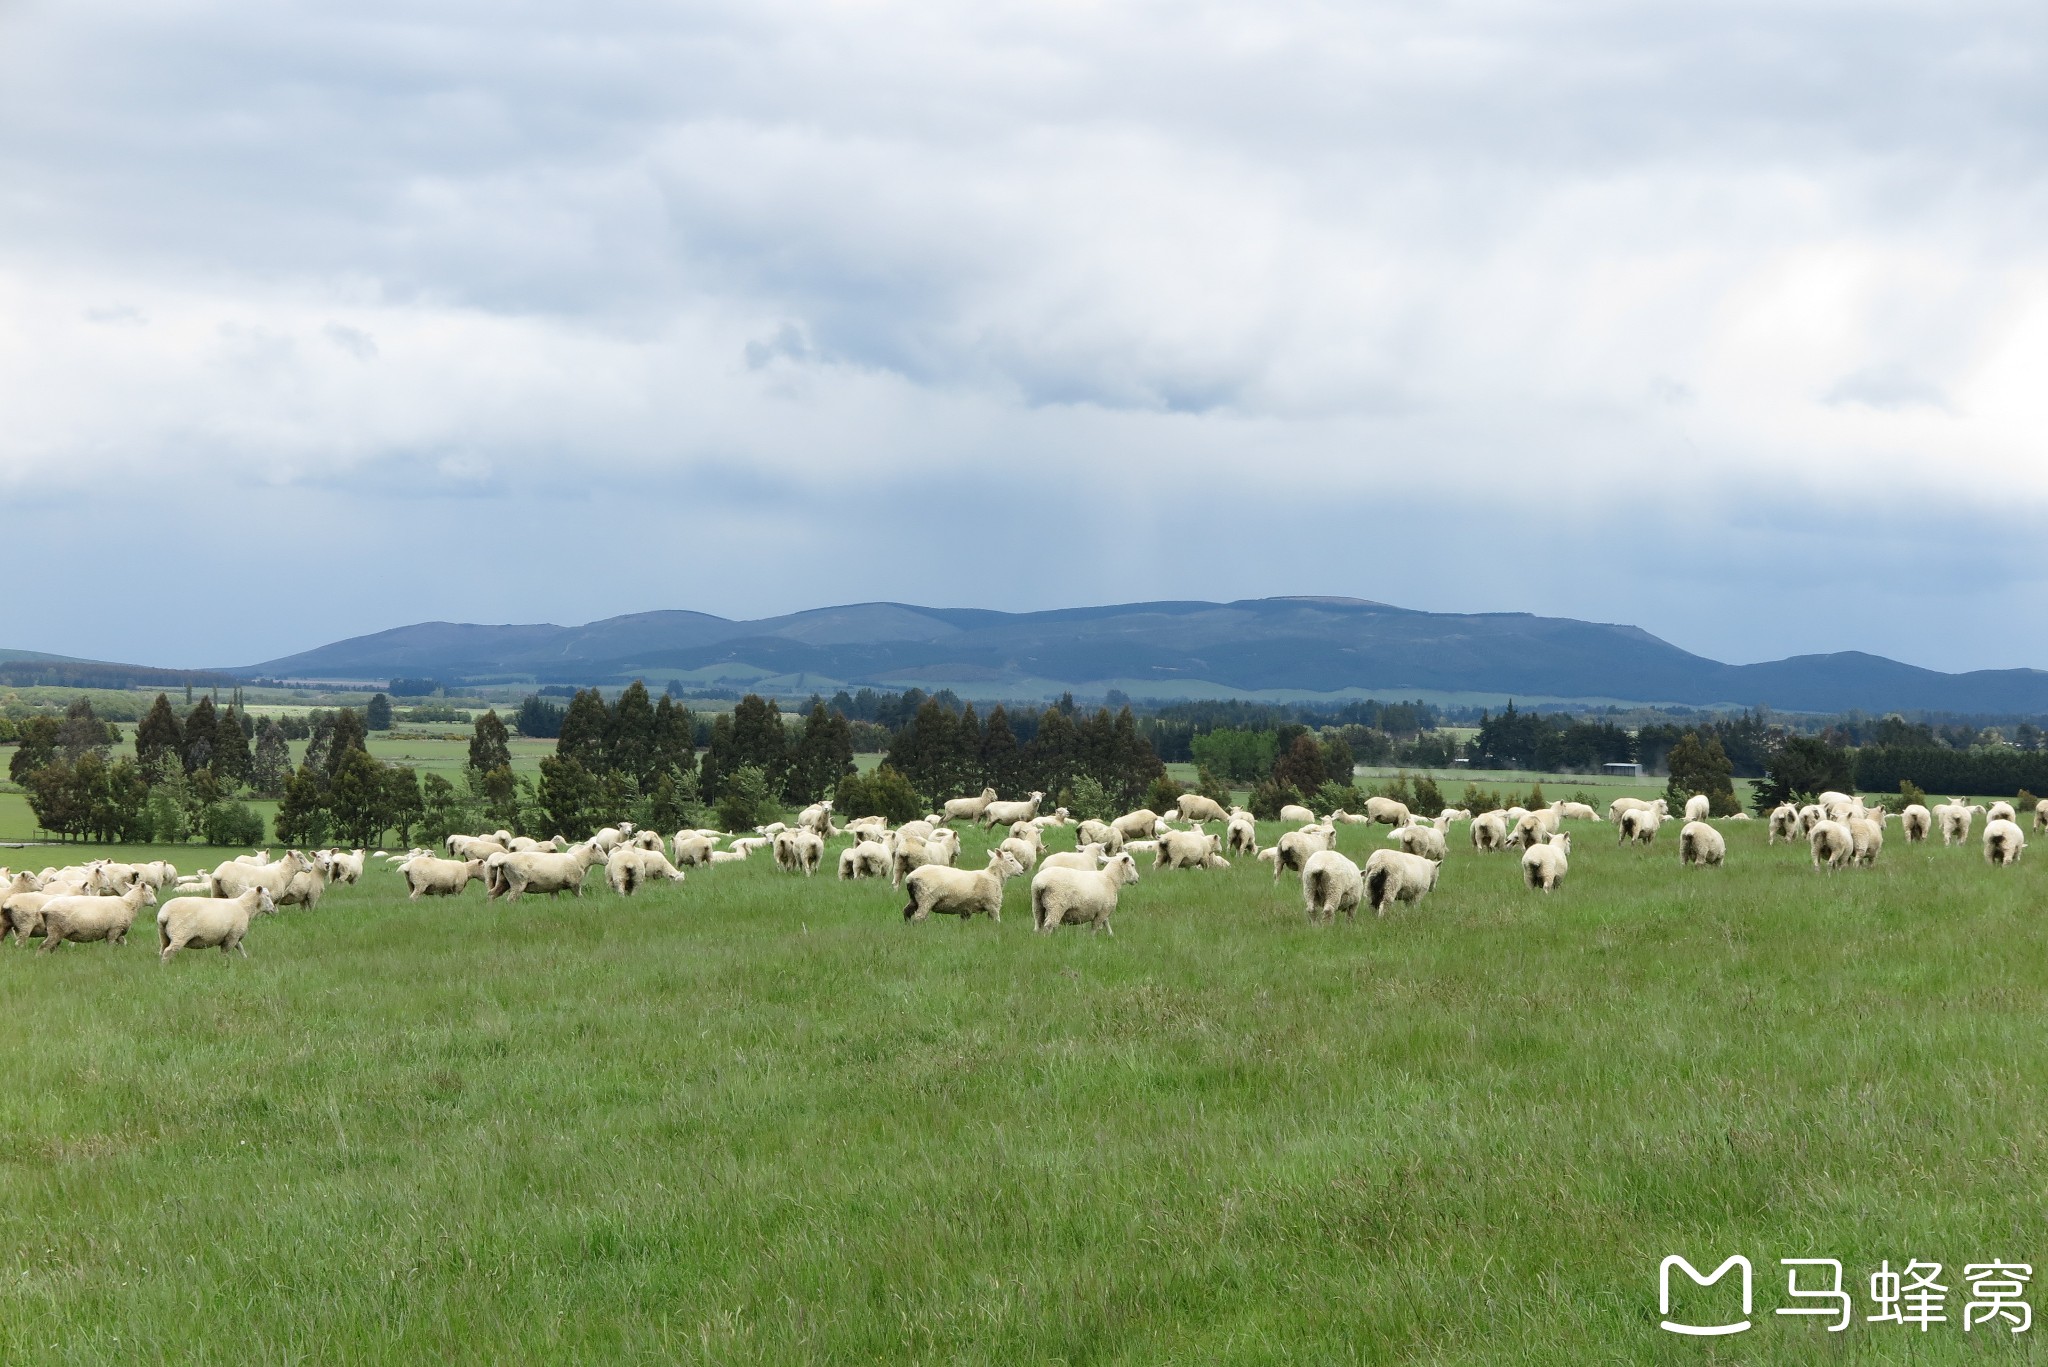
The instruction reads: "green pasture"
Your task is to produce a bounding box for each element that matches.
[0,813,2042,1361]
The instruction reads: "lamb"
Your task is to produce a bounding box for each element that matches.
[1109,809,1166,843]
[1154,828,1225,871]
[1265,824,1335,881]
[1683,794,1711,823]
[1899,804,1933,843]
[401,856,485,899]
[1225,812,1258,857]
[997,837,1041,873]
[982,792,1046,828]
[38,882,155,952]
[210,851,308,901]
[1278,804,1316,825]
[1679,821,1726,869]
[1031,852,1140,935]
[1074,820,1125,853]
[1364,796,1411,827]
[1039,844,1109,872]
[1174,793,1229,823]
[1469,811,1510,852]
[1300,849,1364,924]
[1984,818,2027,867]
[1809,820,1855,872]
[904,849,1026,923]
[156,887,276,961]
[1389,823,1447,862]
[1768,804,1802,844]
[1362,848,1439,915]
[838,842,891,880]
[486,842,606,902]
[943,788,999,823]
[1520,831,1571,892]
[1619,808,1663,846]
[606,846,688,895]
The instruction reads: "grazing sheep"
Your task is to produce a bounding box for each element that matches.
[1074,820,1125,854]
[1521,831,1572,892]
[1030,852,1140,936]
[448,834,508,861]
[673,834,719,867]
[589,827,628,853]
[1174,794,1229,823]
[1278,804,1316,825]
[1039,844,1109,872]
[1362,849,1439,916]
[486,843,606,902]
[1225,813,1258,857]
[625,829,664,851]
[1437,807,1473,825]
[1608,797,1669,824]
[1809,820,1855,872]
[322,849,365,885]
[1300,849,1364,924]
[1110,809,1167,843]
[402,856,485,899]
[606,847,688,895]
[1553,802,1599,822]
[1619,808,1663,846]
[2,888,58,942]
[210,851,308,901]
[1389,823,1447,862]
[1987,801,2017,826]
[904,849,1026,923]
[1848,817,1884,868]
[1364,796,1411,827]
[1470,811,1510,852]
[842,815,891,843]
[1683,794,1711,823]
[772,828,825,877]
[2034,799,2048,833]
[38,883,156,952]
[1768,804,1802,844]
[156,887,276,962]
[997,837,1041,872]
[1984,818,2027,866]
[942,788,999,823]
[1679,821,1726,869]
[1265,824,1336,882]
[1511,808,1561,849]
[839,842,891,880]
[1899,805,1932,842]
[1153,829,1225,871]
[982,792,1046,828]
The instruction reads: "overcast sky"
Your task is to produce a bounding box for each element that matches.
[2,1,2043,673]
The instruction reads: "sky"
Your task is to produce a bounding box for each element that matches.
[2,0,2045,673]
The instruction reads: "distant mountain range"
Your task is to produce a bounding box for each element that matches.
[214,597,2048,715]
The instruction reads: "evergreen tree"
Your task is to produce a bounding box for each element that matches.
[652,695,695,780]
[1106,706,1165,806]
[135,693,184,781]
[182,696,219,773]
[325,708,369,778]
[212,705,253,786]
[382,764,424,844]
[727,694,788,787]
[274,764,330,847]
[327,748,391,846]
[557,689,611,772]
[8,716,60,784]
[304,713,335,773]
[1026,705,1080,799]
[979,704,1023,796]
[469,710,513,775]
[365,692,394,731]
[537,754,603,839]
[1666,732,1740,817]
[58,697,112,764]
[251,720,291,795]
[608,680,658,790]
[513,696,566,739]
[476,765,523,832]
[698,712,736,800]
[1273,733,1329,797]
[786,701,855,803]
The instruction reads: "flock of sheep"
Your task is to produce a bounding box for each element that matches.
[2,782,2038,960]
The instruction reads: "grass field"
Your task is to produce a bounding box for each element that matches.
[0,814,2042,1361]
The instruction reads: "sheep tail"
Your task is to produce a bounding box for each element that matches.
[1365,864,1390,911]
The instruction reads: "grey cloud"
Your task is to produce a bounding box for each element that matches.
[1824,364,1955,412]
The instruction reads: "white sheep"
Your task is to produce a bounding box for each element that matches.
[942,788,999,823]
[672,834,719,867]
[842,815,891,843]
[1469,811,1510,852]
[1154,828,1225,870]
[904,849,1026,923]
[279,861,328,912]
[1039,844,1110,872]
[1174,794,1229,824]
[1073,819,1125,853]
[324,849,366,885]
[1552,802,1598,822]
[795,800,836,837]
[606,846,688,895]
[1031,852,1141,935]
[486,843,606,902]
[1520,831,1571,892]
[156,887,276,962]
[1619,808,1663,846]
[1511,808,1561,849]
[401,856,485,899]
[447,834,508,861]
[1300,849,1364,924]
[1437,807,1473,825]
[982,792,1046,828]
[1768,804,1801,844]
[1683,794,1711,823]
[1809,820,1855,872]
[1389,823,1447,862]
[772,828,825,877]
[38,883,156,952]
[1679,821,1725,869]
[706,849,749,865]
[1935,802,1978,847]
[1225,813,1258,857]
[1278,804,1316,825]
[1987,800,2017,826]
[1109,809,1166,843]
[1362,848,1439,915]
[210,851,308,901]
[2034,799,2048,833]
[1264,824,1335,882]
[1848,817,1884,868]
[838,842,891,880]
[889,831,958,889]
[1984,818,2027,866]
[1899,804,1932,843]
[1608,797,1669,823]
[1364,796,1411,827]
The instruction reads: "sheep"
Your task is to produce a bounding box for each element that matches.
[1389,823,1447,862]
[508,835,567,853]
[1265,824,1335,882]
[1074,819,1125,853]
[1862,804,1889,828]
[447,834,507,861]
[982,792,1046,828]
[1899,804,1932,843]
[1300,849,1364,924]
[942,788,999,823]
[1619,808,1663,846]
[1796,804,1824,835]
[1848,817,1884,868]
[625,829,664,851]
[232,850,272,866]
[1552,802,1599,822]
[1768,804,1802,844]
[1470,811,1510,852]
[1364,796,1411,827]
[793,800,836,837]
[1327,809,1371,825]
[1174,793,1229,823]
[156,887,277,962]
[838,842,891,880]
[1278,804,1316,825]
[1039,844,1110,872]
[1437,807,1472,825]
[1987,800,2017,826]
[588,826,629,853]
[210,851,308,901]
[772,828,825,877]
[606,846,688,895]
[1608,796,1669,823]
[1520,831,1572,892]
[279,861,328,912]
[1936,802,1977,847]
[1225,812,1258,857]
[672,834,719,867]
[997,837,1041,873]
[1109,809,1166,843]
[1,888,58,942]
[904,849,1026,923]
[2035,799,2048,833]
[1511,808,1561,849]
[728,836,773,856]
[843,815,891,843]
[1809,820,1855,872]
[894,820,937,844]
[1683,794,1711,823]
[890,832,959,889]
[322,849,366,885]
[1030,852,1140,935]
[706,849,749,865]
[1679,821,1726,869]
[401,856,485,899]
[1984,818,2027,867]
[1362,849,1439,916]
[1155,828,1225,871]
[129,860,178,889]
[486,843,606,902]
[38,882,156,952]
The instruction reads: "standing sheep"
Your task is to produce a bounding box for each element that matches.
[156,887,276,961]
[402,856,485,899]
[1520,831,1571,892]
[1619,808,1663,846]
[1073,820,1125,854]
[1470,811,1510,852]
[1986,801,2017,826]
[1109,809,1166,843]
[903,850,1026,924]
[1263,824,1335,882]
[1226,813,1258,857]
[1175,794,1229,823]
[1848,817,1884,868]
[942,788,999,823]
[1809,820,1855,872]
[37,882,156,952]
[2034,799,2048,833]
[982,793,1046,828]
[1154,829,1225,870]
[1278,804,1316,825]
[1362,849,1439,915]
[1984,818,2027,866]
[1300,849,1364,924]
[1389,823,1447,862]
[1683,794,1711,823]
[1899,805,1933,843]
[606,847,688,896]
[1031,852,1141,935]
[1364,796,1411,827]
[486,843,607,902]
[838,842,891,881]
[1768,804,1802,844]
[1679,821,1726,869]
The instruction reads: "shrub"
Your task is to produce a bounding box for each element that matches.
[1193,766,1234,810]
[200,801,266,848]
[1143,775,1185,816]
[144,783,191,844]
[716,764,777,833]
[834,765,924,825]
[1411,774,1445,817]
[1313,781,1365,814]
[1064,776,1116,823]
